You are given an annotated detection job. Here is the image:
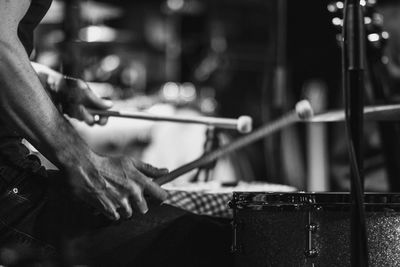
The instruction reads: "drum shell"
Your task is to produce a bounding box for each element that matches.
[231,193,400,267]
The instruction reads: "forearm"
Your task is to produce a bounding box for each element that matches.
[0,37,95,170]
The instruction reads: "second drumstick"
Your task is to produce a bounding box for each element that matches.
[155,100,314,185]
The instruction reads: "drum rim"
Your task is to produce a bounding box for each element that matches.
[230,192,400,208]
[232,191,400,195]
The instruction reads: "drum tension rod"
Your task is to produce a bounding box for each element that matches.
[304,210,319,259]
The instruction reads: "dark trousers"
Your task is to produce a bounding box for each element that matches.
[0,157,233,266]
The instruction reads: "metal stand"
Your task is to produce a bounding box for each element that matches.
[60,2,82,266]
[343,1,369,266]
[193,126,219,182]
[62,0,82,77]
[262,0,287,184]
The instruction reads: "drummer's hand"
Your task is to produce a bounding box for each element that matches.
[49,75,113,126]
[31,62,112,125]
[68,154,168,220]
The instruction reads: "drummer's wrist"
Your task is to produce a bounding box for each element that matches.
[31,61,64,92]
[55,143,95,171]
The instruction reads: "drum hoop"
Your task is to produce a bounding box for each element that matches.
[230,192,400,209]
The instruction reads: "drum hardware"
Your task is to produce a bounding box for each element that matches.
[304,249,318,259]
[231,217,243,254]
[305,223,318,233]
[335,1,385,264]
[193,126,220,182]
[154,100,313,185]
[231,192,400,266]
[304,212,319,259]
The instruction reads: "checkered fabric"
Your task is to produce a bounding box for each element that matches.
[165,190,233,218]
[164,182,297,218]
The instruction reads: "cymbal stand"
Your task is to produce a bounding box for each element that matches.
[193,126,220,182]
[343,0,368,266]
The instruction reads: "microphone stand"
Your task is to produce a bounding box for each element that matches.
[60,1,83,266]
[343,0,369,266]
[62,0,82,77]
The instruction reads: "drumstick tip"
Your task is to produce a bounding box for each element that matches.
[296,100,314,120]
[237,116,253,133]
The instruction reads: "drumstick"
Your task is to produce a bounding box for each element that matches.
[155,100,314,185]
[88,109,253,133]
[307,103,400,122]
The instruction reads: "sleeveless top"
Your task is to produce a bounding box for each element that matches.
[0,0,52,170]
[19,0,53,55]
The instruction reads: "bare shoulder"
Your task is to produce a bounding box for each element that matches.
[0,0,31,35]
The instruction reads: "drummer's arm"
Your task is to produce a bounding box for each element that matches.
[0,0,96,167]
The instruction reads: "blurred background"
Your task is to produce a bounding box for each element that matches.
[30,0,400,192]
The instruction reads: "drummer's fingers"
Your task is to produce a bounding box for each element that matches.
[142,177,168,202]
[134,160,169,179]
[91,192,120,221]
[118,196,133,218]
[93,114,109,125]
[106,184,133,219]
[128,182,149,214]
[97,115,109,125]
[79,105,96,126]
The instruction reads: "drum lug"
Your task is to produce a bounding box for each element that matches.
[305,211,319,259]
[305,223,318,233]
[231,220,243,254]
[304,249,319,258]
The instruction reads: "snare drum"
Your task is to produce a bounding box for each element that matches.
[230,192,400,267]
